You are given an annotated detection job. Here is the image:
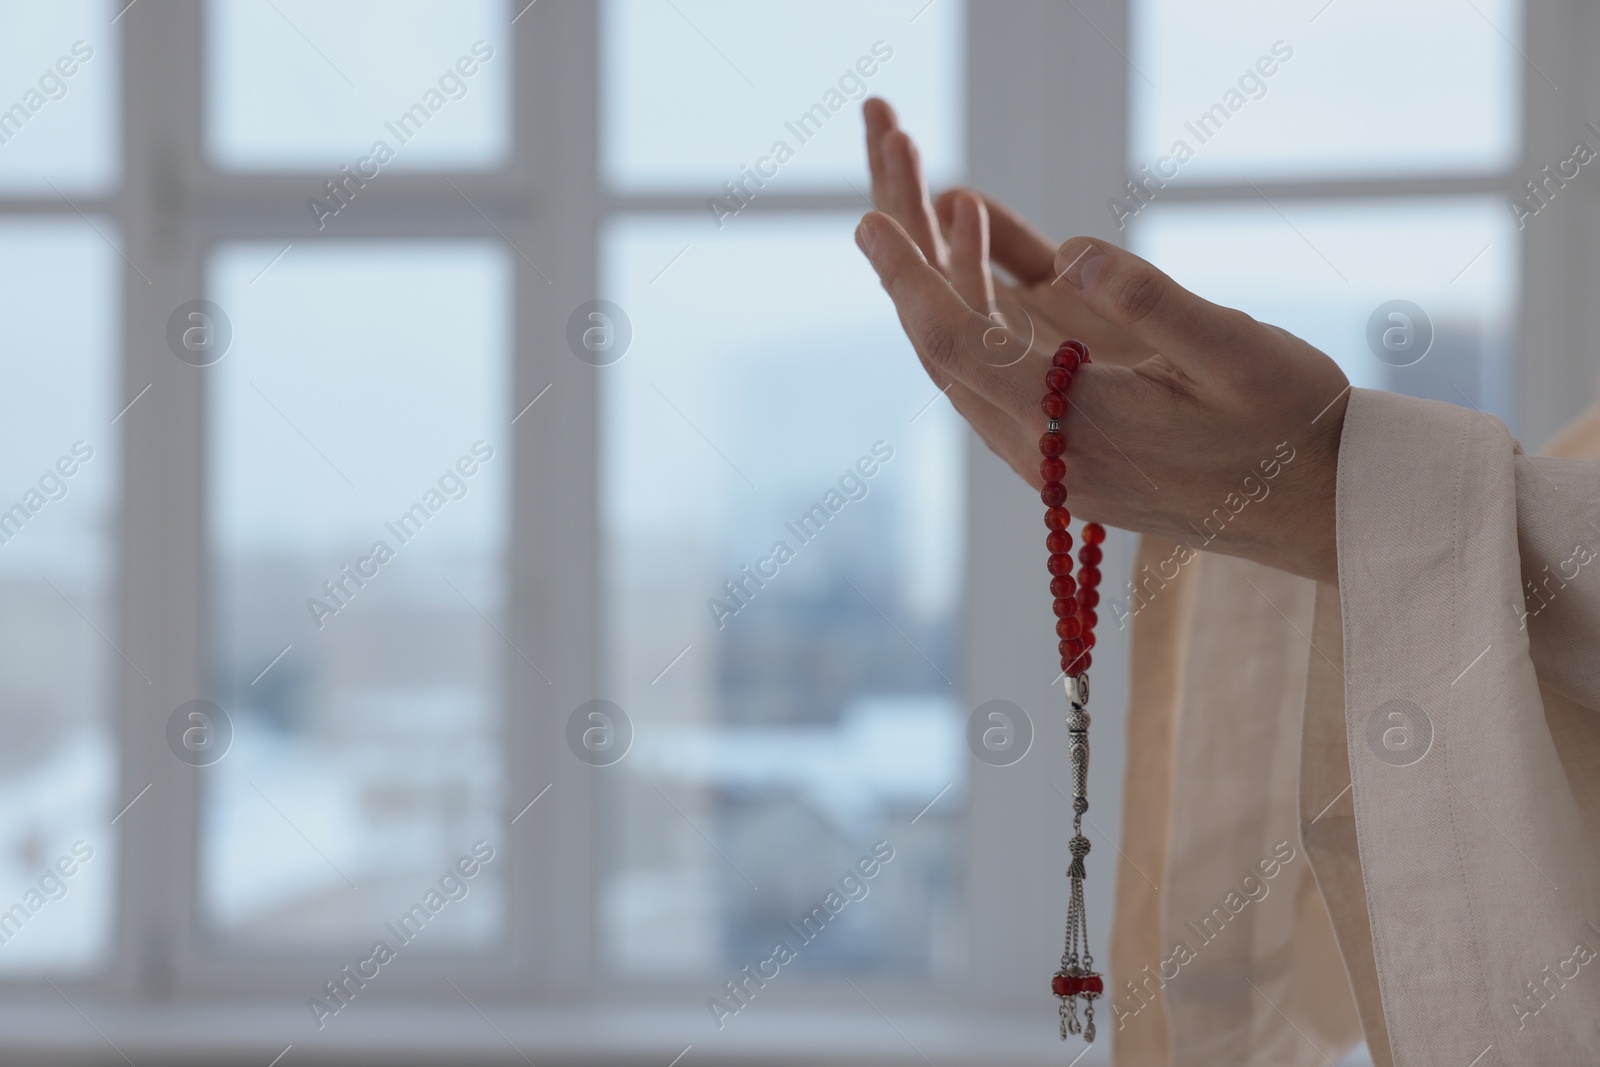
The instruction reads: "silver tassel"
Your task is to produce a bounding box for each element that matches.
[1054,673,1103,1044]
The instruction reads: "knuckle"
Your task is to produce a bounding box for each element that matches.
[918,318,960,367]
[877,258,907,294]
[1106,266,1166,325]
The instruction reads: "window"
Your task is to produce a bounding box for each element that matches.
[0,0,122,978]
[0,0,119,195]
[598,215,967,980]
[185,0,524,998]
[206,0,510,172]
[1127,0,1525,427]
[202,241,512,948]
[0,1,1576,1062]
[596,0,972,995]
[0,219,119,975]
[4,0,988,1039]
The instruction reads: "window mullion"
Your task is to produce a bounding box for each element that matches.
[960,0,1130,1011]
[506,0,604,998]
[115,0,209,1001]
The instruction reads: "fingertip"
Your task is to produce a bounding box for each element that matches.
[952,189,985,231]
[946,197,973,263]
[1054,238,1106,290]
[880,212,926,258]
[1053,237,1090,273]
[949,195,984,263]
[857,210,911,258]
[855,212,881,258]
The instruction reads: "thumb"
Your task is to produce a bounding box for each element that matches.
[1052,237,1257,366]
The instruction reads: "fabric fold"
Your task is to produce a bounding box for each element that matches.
[1332,389,1600,1065]
[1112,388,1600,1065]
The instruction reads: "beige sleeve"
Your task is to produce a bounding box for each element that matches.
[1319,388,1600,1067]
[1515,454,1600,707]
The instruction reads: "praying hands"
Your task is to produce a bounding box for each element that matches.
[858,98,1351,584]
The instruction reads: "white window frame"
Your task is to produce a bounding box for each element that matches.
[0,0,1584,1061]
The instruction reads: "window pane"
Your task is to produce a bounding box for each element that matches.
[603,0,963,193]
[600,215,967,979]
[0,0,120,195]
[206,0,510,173]
[203,242,511,948]
[0,219,120,972]
[1131,198,1518,423]
[1130,0,1521,182]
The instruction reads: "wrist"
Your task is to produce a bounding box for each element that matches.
[1262,395,1346,584]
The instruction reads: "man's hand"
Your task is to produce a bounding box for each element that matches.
[864,97,1154,368]
[858,98,1350,584]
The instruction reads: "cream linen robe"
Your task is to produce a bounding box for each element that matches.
[1108,388,1600,1066]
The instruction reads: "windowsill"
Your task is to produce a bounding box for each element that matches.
[0,1000,1110,1066]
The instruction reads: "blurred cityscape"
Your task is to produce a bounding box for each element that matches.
[205,552,506,947]
[604,476,968,981]
[198,242,512,953]
[0,574,116,973]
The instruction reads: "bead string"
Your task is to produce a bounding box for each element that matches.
[1041,339,1105,1043]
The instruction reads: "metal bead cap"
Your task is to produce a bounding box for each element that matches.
[1064,673,1089,706]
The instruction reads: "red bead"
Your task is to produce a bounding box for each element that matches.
[1053,339,1086,368]
[1051,972,1100,997]
[1040,373,1100,678]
